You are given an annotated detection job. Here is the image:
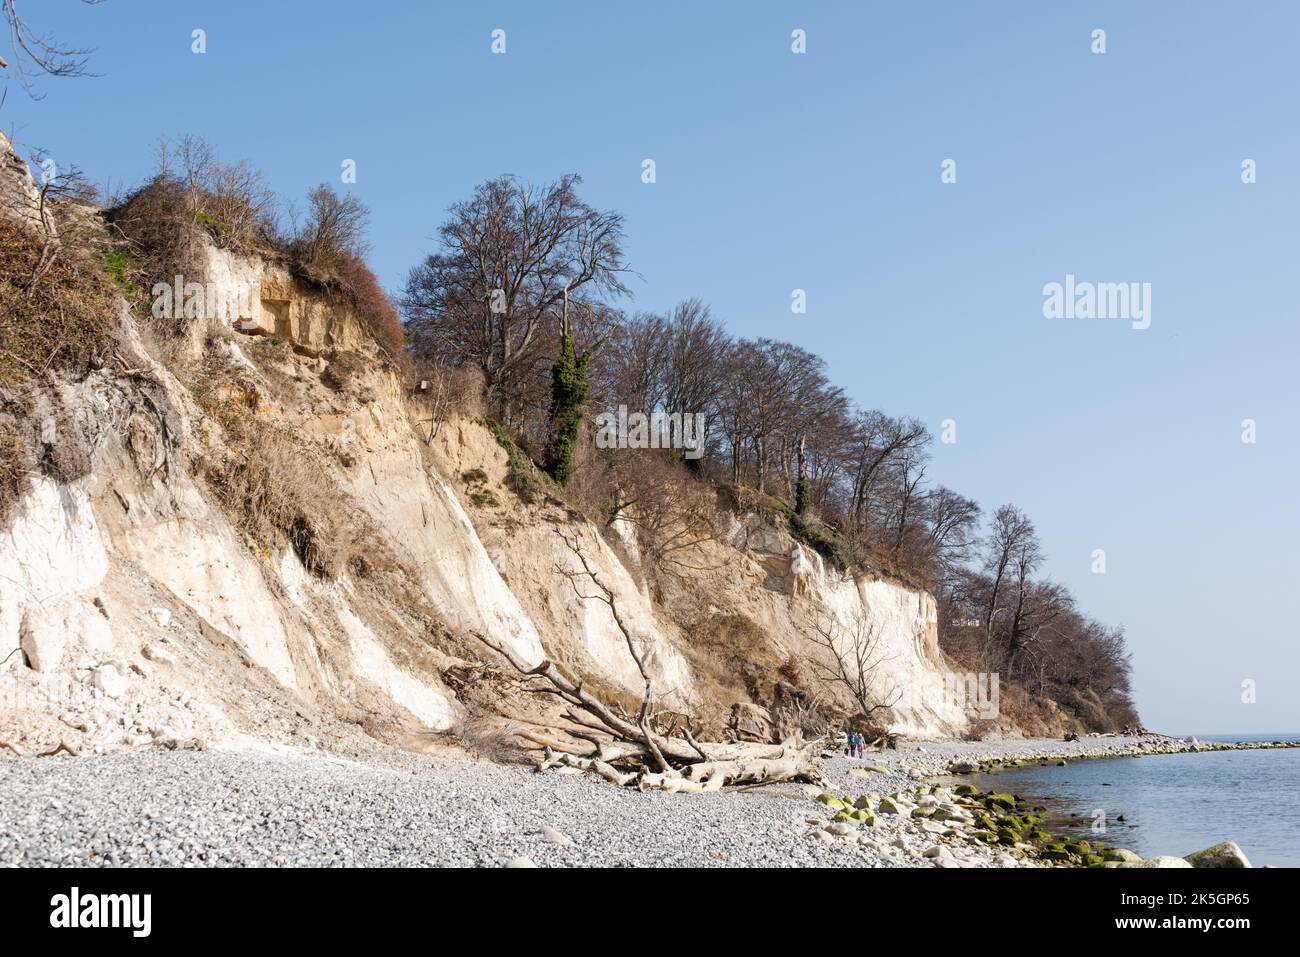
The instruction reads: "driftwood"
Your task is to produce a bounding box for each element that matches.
[39,739,79,757]
[477,530,827,792]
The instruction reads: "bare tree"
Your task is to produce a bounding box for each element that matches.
[402,174,630,424]
[292,183,369,274]
[601,450,720,577]
[979,503,1038,667]
[6,149,95,293]
[846,411,929,535]
[2,0,103,102]
[921,486,981,585]
[806,613,901,728]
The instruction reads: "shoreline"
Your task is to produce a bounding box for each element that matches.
[0,736,1294,867]
[805,734,1300,868]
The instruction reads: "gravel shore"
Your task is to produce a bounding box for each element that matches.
[0,736,1269,867]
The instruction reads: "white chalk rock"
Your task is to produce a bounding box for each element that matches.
[93,664,128,699]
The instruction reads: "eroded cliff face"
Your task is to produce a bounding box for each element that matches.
[0,144,966,757]
[432,417,968,739]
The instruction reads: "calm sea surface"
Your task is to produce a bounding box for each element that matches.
[965,736,1300,867]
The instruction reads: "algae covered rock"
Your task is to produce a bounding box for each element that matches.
[1103,848,1142,863]
[1183,841,1252,869]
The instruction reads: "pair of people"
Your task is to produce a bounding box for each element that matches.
[844,730,867,758]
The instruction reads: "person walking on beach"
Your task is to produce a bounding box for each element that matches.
[856,733,866,758]
[844,730,853,756]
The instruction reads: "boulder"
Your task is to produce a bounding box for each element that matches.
[815,793,848,811]
[18,613,67,672]
[92,664,128,699]
[1184,841,1252,869]
[1103,848,1142,863]
[727,701,774,743]
[80,612,114,653]
[1119,856,1192,869]
[16,597,114,673]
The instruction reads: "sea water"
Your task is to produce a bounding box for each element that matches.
[968,738,1300,867]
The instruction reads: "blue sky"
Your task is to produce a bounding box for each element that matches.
[7,1,1298,734]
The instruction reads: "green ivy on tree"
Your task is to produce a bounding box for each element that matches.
[795,475,811,516]
[543,330,596,485]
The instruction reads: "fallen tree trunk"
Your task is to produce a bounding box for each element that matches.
[538,742,823,792]
[515,656,827,790]
[681,745,824,787]
[472,531,828,793]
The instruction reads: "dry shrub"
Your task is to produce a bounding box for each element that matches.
[108,143,409,373]
[412,358,484,426]
[320,350,374,401]
[109,137,277,251]
[778,654,802,687]
[287,184,406,367]
[563,444,720,587]
[994,683,1075,737]
[0,218,117,386]
[440,707,527,764]
[0,414,25,525]
[201,413,357,579]
[323,251,407,365]
[103,175,204,308]
[104,138,281,333]
[675,612,785,737]
[696,613,784,698]
[39,410,95,485]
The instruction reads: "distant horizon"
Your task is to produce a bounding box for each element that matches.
[1180,732,1300,739]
